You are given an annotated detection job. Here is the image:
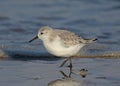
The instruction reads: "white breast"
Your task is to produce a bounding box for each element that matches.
[43,36,85,57]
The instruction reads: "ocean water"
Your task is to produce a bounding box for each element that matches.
[0,0,120,86]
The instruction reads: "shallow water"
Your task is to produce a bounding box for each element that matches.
[0,0,120,86]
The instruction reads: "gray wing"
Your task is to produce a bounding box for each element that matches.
[56,30,85,47]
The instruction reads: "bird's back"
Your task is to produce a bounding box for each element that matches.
[53,29,97,47]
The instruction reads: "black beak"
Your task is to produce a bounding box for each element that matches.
[29,35,38,43]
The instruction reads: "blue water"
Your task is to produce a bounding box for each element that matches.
[0,0,120,86]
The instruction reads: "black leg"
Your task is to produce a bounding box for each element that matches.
[67,58,72,69]
[59,58,69,67]
[68,58,73,77]
[69,58,73,68]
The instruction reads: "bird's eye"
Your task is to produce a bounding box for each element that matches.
[41,32,44,35]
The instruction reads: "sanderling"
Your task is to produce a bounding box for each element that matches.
[29,26,97,67]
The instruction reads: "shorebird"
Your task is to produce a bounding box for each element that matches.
[29,26,97,67]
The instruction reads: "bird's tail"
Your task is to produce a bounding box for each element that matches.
[83,38,98,44]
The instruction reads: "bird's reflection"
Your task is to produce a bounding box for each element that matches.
[48,78,81,86]
[60,64,73,78]
[48,66,88,86]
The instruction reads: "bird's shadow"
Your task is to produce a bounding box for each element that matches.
[4,51,61,61]
[11,55,61,61]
